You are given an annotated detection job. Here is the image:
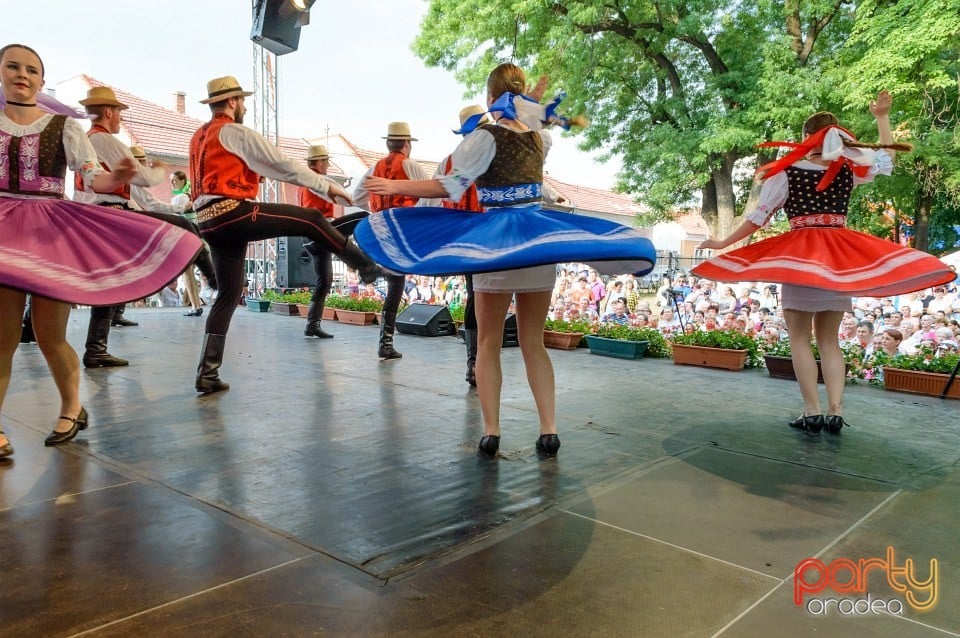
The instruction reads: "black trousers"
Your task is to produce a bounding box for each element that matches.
[304,211,368,303]
[199,200,355,337]
[463,274,476,330]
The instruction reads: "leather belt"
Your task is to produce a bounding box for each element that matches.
[196,199,242,224]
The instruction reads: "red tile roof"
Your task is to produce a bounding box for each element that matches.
[78,75,346,177]
[543,175,645,218]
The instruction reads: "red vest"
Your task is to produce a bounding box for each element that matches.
[190,113,260,201]
[439,155,483,212]
[367,152,419,212]
[74,124,130,200]
[298,185,335,218]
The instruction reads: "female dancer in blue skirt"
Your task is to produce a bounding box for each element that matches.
[357,63,656,457]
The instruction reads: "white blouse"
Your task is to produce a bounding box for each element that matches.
[746,150,894,227]
[0,112,102,194]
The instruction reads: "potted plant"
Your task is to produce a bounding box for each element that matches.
[760,338,827,382]
[263,289,309,316]
[584,324,653,359]
[245,294,271,312]
[543,318,591,350]
[881,348,960,399]
[334,294,382,325]
[322,294,345,321]
[670,329,761,371]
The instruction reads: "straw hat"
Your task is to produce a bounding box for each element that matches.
[382,122,417,141]
[458,105,490,127]
[79,86,128,109]
[199,76,253,104]
[306,144,329,161]
[129,146,146,160]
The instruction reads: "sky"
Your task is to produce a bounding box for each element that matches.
[5,0,622,189]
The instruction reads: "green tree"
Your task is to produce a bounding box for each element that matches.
[834,0,960,252]
[414,0,852,236]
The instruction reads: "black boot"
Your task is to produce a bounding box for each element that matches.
[304,302,333,338]
[195,334,230,394]
[20,304,35,344]
[84,308,129,368]
[111,304,138,327]
[464,328,477,386]
[378,311,402,360]
[195,245,218,291]
[340,238,382,285]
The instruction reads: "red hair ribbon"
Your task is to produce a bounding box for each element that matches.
[756,125,870,191]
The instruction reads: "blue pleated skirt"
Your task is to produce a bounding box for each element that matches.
[353,205,657,278]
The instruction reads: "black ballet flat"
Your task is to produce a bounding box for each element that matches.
[477,435,500,457]
[825,415,849,435]
[536,433,561,456]
[44,407,88,447]
[184,308,203,317]
[788,414,824,436]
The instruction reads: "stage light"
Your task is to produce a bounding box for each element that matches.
[251,0,316,56]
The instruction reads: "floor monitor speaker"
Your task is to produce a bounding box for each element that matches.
[395,303,455,337]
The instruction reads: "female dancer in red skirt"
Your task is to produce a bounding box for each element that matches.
[694,91,953,435]
[0,44,201,458]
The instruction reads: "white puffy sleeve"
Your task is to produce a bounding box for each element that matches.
[853,149,894,185]
[61,117,103,190]
[744,172,789,226]
[436,128,496,202]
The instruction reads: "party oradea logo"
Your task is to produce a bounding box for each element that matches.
[794,547,938,616]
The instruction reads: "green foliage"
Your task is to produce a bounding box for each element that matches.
[544,317,591,334]
[671,329,763,367]
[281,291,313,305]
[331,295,384,312]
[759,338,820,359]
[885,347,960,374]
[593,325,670,358]
[260,289,283,302]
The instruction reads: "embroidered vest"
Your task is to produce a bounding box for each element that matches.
[367,152,419,212]
[439,155,482,212]
[71,124,130,200]
[190,113,261,201]
[783,164,854,219]
[298,185,335,218]
[474,125,543,207]
[0,115,68,197]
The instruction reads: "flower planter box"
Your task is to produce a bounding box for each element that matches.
[584,335,648,359]
[271,302,300,316]
[245,298,271,312]
[543,330,584,351]
[764,355,827,383]
[882,367,960,400]
[672,344,747,371]
[322,307,338,321]
[296,304,310,318]
[336,309,377,325]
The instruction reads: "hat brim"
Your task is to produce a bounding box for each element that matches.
[382,136,418,141]
[306,156,330,161]
[79,99,129,110]
[199,89,254,105]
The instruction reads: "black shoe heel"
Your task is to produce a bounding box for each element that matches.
[536,434,561,456]
[788,414,824,435]
[825,415,849,435]
[44,407,88,446]
[477,435,500,457]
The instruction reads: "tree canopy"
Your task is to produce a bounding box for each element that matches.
[414,0,960,252]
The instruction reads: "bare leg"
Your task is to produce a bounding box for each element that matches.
[783,309,821,416]
[31,296,83,432]
[474,292,512,437]
[814,311,846,416]
[0,288,28,448]
[183,267,202,310]
[514,290,556,435]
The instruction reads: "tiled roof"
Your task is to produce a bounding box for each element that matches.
[544,175,645,218]
[78,75,345,177]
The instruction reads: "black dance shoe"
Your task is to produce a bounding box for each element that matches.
[788,414,824,435]
[825,415,849,435]
[535,434,561,456]
[111,318,139,327]
[477,435,500,457]
[183,308,203,317]
[44,407,88,447]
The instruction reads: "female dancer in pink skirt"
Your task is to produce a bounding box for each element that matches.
[0,44,201,458]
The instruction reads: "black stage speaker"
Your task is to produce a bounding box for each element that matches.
[503,312,518,347]
[251,0,312,56]
[457,313,518,347]
[276,236,315,288]
[396,304,455,337]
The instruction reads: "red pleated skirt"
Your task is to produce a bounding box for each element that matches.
[0,197,202,305]
[692,226,954,297]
